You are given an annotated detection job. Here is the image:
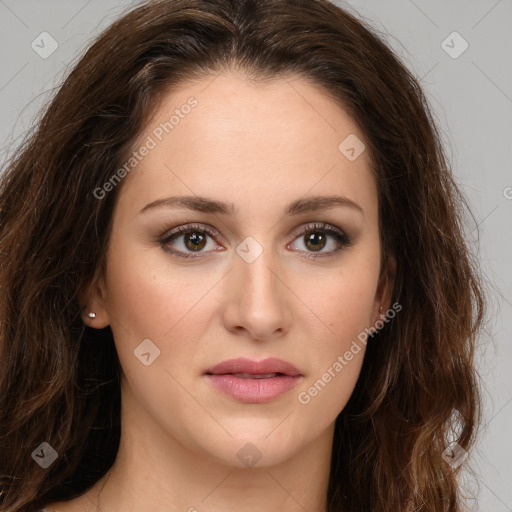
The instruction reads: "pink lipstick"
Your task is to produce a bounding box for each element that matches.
[204,357,303,404]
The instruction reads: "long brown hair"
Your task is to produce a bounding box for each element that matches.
[0,0,486,510]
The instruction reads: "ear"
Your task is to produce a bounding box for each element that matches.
[371,252,397,326]
[78,274,110,329]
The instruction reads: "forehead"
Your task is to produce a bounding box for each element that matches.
[119,71,377,220]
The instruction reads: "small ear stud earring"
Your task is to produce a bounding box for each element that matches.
[88,312,96,319]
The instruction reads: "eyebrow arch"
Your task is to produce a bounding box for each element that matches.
[140,194,364,216]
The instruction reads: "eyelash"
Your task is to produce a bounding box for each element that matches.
[158,222,352,260]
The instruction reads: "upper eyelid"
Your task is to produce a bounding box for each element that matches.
[294,222,345,236]
[160,221,345,241]
[160,223,220,241]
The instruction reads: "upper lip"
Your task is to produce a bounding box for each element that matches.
[205,357,302,376]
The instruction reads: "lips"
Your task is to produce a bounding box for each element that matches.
[204,358,303,403]
[205,357,302,377]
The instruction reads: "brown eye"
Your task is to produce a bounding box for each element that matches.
[183,231,207,251]
[304,231,327,252]
[159,223,220,259]
[289,222,352,260]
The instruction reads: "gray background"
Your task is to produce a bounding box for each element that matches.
[1,0,511,510]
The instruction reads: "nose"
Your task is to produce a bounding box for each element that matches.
[222,240,293,342]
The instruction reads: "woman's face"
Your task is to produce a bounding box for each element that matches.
[88,70,394,468]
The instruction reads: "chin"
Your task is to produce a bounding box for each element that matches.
[194,425,303,469]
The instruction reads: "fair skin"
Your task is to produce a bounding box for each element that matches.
[47,70,395,512]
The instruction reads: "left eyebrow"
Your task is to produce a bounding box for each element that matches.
[286,195,364,216]
[139,194,364,217]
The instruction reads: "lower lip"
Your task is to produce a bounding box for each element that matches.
[205,374,303,403]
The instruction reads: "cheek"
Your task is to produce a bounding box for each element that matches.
[102,245,214,423]
[103,241,226,388]
[296,289,371,422]
[296,256,379,413]
[312,257,379,348]
[104,241,218,338]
